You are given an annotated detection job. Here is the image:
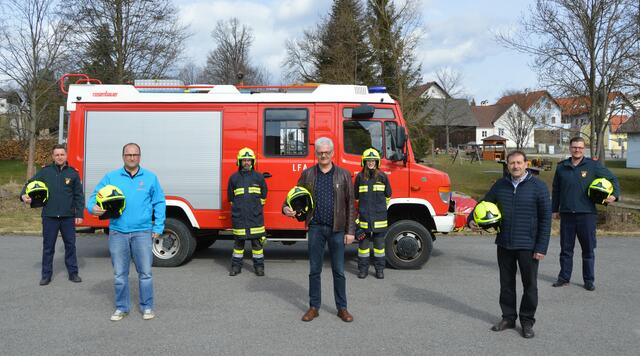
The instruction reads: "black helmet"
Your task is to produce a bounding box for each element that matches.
[26,180,48,208]
[96,185,126,220]
[286,186,314,222]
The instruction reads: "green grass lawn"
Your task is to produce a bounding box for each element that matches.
[427,155,639,204]
[0,160,28,185]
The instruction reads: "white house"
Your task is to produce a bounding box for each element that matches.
[417,82,449,99]
[497,90,568,149]
[471,102,534,148]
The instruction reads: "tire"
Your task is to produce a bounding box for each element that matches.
[385,220,434,269]
[152,218,197,267]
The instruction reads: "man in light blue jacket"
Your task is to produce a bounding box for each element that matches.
[87,143,166,321]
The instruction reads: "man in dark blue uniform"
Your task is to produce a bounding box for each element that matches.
[21,144,85,286]
[551,137,620,291]
[228,147,268,276]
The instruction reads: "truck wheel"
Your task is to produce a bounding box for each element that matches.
[152,218,197,267]
[385,220,433,269]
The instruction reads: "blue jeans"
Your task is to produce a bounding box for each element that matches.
[41,217,78,279]
[559,213,597,284]
[108,230,154,312]
[308,224,347,310]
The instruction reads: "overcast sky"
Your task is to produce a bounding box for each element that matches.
[176,0,538,103]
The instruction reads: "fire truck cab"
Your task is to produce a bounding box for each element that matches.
[64,78,455,269]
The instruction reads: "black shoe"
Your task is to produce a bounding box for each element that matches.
[255,266,264,276]
[552,279,569,287]
[39,277,51,286]
[491,319,516,331]
[357,270,368,279]
[584,282,595,291]
[521,324,535,338]
[69,274,82,283]
[229,266,241,276]
[375,270,384,279]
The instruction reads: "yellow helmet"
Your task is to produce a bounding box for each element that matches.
[473,201,502,231]
[588,178,614,205]
[237,147,256,167]
[361,148,381,167]
[96,185,126,220]
[286,186,314,222]
[26,180,48,208]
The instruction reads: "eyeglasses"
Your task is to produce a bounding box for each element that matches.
[124,154,141,158]
[316,151,332,156]
[570,147,584,150]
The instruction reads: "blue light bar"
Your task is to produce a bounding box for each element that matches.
[368,86,387,93]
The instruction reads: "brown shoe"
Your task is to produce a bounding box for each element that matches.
[301,307,319,322]
[337,308,353,322]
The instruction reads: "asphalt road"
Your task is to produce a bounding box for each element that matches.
[0,234,639,356]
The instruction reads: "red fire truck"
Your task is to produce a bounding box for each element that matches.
[62,75,456,269]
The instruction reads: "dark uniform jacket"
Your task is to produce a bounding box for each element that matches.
[354,170,392,233]
[228,169,267,236]
[284,164,356,235]
[21,162,84,218]
[470,173,551,254]
[552,157,620,214]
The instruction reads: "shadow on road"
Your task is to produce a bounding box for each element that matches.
[394,283,496,323]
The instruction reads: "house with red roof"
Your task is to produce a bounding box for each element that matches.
[471,102,534,148]
[496,90,567,150]
[556,92,635,153]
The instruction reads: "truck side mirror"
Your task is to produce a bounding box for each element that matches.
[351,104,375,119]
[396,126,407,149]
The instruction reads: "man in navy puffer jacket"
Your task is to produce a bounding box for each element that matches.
[469,150,551,339]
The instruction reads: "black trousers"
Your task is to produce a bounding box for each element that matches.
[497,246,539,325]
[42,216,78,279]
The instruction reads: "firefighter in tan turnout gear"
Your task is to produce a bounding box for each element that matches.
[227,148,268,276]
[354,148,392,279]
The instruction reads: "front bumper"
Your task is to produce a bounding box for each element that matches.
[433,213,455,233]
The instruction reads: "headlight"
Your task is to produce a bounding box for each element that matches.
[438,187,450,204]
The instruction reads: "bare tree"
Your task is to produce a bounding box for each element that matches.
[203,18,267,85]
[65,0,189,83]
[0,0,72,178]
[500,107,536,150]
[497,0,640,162]
[433,67,468,151]
[177,62,206,85]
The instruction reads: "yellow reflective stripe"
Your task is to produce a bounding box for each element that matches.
[358,248,370,254]
[358,185,368,193]
[232,228,246,236]
[248,187,261,194]
[234,188,245,196]
[233,249,244,255]
[373,184,385,191]
[250,226,265,234]
[359,221,368,229]
[373,248,385,254]
[386,197,390,205]
[374,220,388,229]
[260,198,266,205]
[252,249,264,255]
